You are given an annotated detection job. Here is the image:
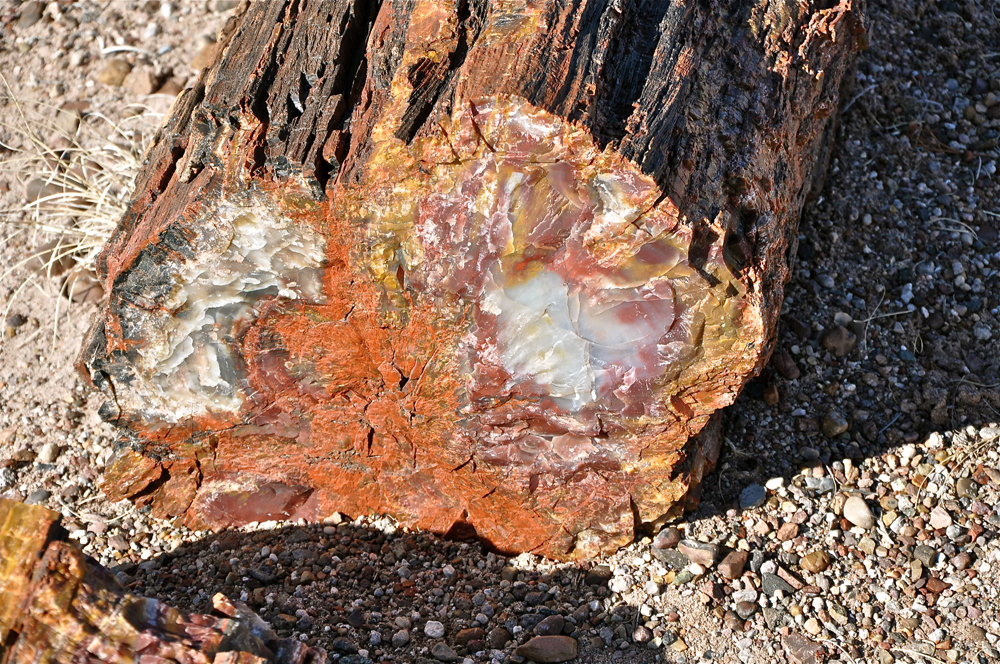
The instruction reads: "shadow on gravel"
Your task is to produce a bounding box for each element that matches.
[120,519,664,664]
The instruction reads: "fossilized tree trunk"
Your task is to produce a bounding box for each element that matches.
[80,0,866,559]
[0,499,325,663]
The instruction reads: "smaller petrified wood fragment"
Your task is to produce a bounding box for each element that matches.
[82,0,867,558]
[0,499,325,664]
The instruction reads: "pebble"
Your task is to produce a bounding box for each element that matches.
[677,539,718,567]
[424,620,446,639]
[800,551,830,573]
[431,643,458,662]
[391,630,410,647]
[24,489,50,505]
[956,477,978,499]
[632,625,653,644]
[762,573,796,597]
[718,550,748,579]
[929,505,953,529]
[534,615,564,636]
[97,59,133,87]
[740,484,767,509]
[487,627,512,649]
[653,526,681,549]
[821,410,850,438]
[514,636,578,663]
[843,496,875,529]
[735,601,757,619]
[37,442,60,464]
[821,325,856,357]
[17,1,44,28]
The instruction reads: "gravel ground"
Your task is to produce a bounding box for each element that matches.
[1,1,999,664]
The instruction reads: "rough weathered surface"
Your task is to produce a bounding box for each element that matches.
[0,499,325,664]
[81,0,866,558]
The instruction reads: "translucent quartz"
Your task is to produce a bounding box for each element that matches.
[122,191,326,422]
[362,98,744,474]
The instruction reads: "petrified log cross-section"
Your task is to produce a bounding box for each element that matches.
[81,0,866,558]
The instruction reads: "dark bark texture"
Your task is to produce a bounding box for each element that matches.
[81,0,867,559]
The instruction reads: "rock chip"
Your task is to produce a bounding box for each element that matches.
[762,573,796,597]
[777,522,799,541]
[843,496,874,529]
[431,643,459,662]
[718,550,748,579]
[98,59,133,87]
[821,411,850,438]
[651,547,690,571]
[782,632,822,664]
[929,505,952,529]
[514,636,578,663]
[739,484,767,509]
[391,630,410,647]
[677,539,718,567]
[535,615,565,636]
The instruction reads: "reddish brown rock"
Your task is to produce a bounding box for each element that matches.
[80,1,867,559]
[0,498,325,663]
[718,550,749,580]
[777,522,799,541]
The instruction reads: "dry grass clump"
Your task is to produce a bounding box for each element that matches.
[0,83,156,339]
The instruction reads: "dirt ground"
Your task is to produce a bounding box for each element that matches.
[1,2,999,664]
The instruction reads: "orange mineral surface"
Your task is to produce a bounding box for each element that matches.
[81,0,864,559]
[0,499,325,663]
[89,98,746,559]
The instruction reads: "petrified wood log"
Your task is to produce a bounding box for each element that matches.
[0,499,325,663]
[80,0,867,558]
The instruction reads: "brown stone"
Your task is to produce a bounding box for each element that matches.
[0,498,322,662]
[800,551,831,573]
[514,636,578,663]
[80,0,866,559]
[925,577,949,594]
[677,540,719,567]
[124,67,162,95]
[156,77,185,96]
[782,632,823,664]
[821,325,857,357]
[456,627,486,645]
[772,351,801,379]
[777,522,799,541]
[717,550,748,580]
[97,58,132,87]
